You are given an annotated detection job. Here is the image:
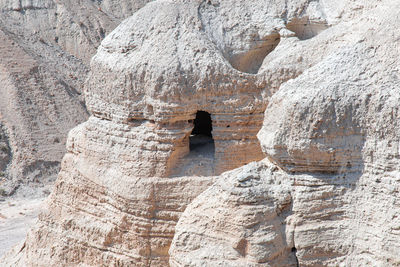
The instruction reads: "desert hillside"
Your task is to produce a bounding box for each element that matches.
[1,0,400,266]
[0,0,151,195]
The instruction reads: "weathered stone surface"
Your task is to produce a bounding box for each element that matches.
[0,0,152,194]
[3,0,400,266]
[0,0,151,63]
[170,1,400,266]
[1,116,215,266]
[170,160,297,267]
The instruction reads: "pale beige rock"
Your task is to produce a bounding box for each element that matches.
[170,1,400,266]
[3,0,400,266]
[2,0,286,264]
[0,0,151,63]
[1,116,215,266]
[0,26,88,193]
[0,0,152,258]
[170,160,297,267]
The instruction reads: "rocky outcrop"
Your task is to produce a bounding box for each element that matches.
[84,0,343,176]
[170,1,400,266]
[3,0,400,266]
[1,115,215,266]
[0,0,152,194]
[1,0,314,265]
[170,160,297,267]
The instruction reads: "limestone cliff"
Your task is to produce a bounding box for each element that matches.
[171,1,400,266]
[2,0,400,266]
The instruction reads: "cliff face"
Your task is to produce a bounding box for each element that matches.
[0,0,151,194]
[2,0,400,266]
[170,1,400,266]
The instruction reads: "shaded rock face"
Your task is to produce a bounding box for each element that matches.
[0,123,11,178]
[3,0,400,267]
[0,0,152,193]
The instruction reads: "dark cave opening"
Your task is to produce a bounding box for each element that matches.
[189,111,215,154]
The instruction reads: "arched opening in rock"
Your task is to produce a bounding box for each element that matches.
[189,111,215,155]
[228,33,281,74]
[287,18,329,40]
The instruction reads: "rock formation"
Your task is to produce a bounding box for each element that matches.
[170,1,400,266]
[0,0,151,194]
[2,0,400,266]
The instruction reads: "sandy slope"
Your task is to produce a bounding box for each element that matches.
[0,196,44,257]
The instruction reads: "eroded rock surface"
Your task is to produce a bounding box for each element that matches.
[170,1,400,266]
[0,0,152,194]
[3,0,400,266]
[171,160,297,267]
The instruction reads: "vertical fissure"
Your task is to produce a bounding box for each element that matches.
[291,247,299,267]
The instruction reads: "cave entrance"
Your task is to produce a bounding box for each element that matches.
[189,111,215,156]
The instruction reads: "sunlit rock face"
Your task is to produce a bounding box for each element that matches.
[3,0,400,266]
[170,1,400,266]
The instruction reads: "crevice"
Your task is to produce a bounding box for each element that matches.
[99,27,105,39]
[127,118,147,125]
[292,247,299,267]
[234,238,248,257]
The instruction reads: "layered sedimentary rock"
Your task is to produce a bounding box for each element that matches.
[170,1,400,266]
[0,0,152,193]
[3,0,400,266]
[1,0,324,265]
